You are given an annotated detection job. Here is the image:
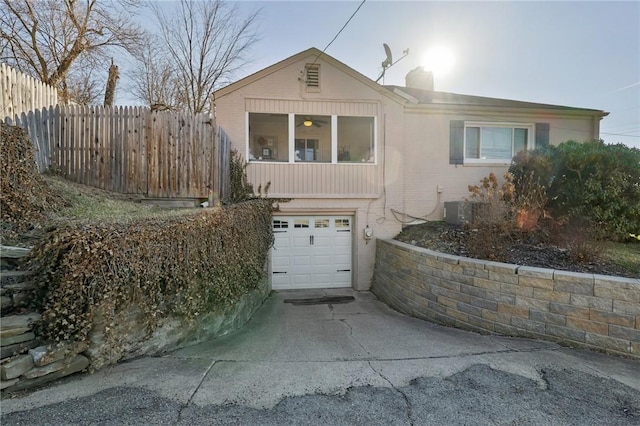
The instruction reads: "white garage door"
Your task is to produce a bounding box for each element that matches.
[271,216,352,290]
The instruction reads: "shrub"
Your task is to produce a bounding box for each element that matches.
[510,140,640,241]
[228,149,255,203]
[0,123,68,242]
[466,172,515,225]
[466,173,518,261]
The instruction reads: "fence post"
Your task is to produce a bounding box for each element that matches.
[209,113,220,207]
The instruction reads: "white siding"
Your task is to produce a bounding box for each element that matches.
[248,162,380,198]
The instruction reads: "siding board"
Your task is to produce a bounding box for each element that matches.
[246,162,379,198]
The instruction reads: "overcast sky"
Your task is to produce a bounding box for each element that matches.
[129,1,639,148]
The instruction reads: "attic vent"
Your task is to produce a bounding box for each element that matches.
[305,64,320,91]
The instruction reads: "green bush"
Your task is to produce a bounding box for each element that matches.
[509,140,640,240]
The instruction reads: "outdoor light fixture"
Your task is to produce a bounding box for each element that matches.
[303,119,313,127]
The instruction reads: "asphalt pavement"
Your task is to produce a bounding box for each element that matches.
[2,289,639,425]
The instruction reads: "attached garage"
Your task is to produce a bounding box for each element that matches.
[271,216,353,290]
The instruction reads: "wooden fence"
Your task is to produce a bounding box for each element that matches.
[1,63,58,119]
[3,105,230,200]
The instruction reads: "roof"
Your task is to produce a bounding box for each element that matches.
[214,47,607,117]
[385,85,608,116]
[214,47,404,103]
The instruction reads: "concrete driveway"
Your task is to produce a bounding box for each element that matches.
[2,289,640,425]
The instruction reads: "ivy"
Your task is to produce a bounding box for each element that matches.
[26,200,274,356]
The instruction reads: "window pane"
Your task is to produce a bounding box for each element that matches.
[315,219,329,228]
[335,219,351,231]
[295,139,319,161]
[337,116,374,163]
[295,114,331,162]
[514,128,528,154]
[249,113,288,162]
[273,219,289,229]
[465,127,480,158]
[481,127,512,159]
[294,219,309,228]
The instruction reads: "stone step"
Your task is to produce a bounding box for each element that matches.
[0,313,41,331]
[0,246,32,259]
[2,282,37,292]
[0,332,36,347]
[5,354,89,392]
[1,271,31,287]
[0,338,41,360]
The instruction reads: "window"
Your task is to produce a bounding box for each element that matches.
[295,139,318,161]
[294,114,331,162]
[337,116,375,163]
[273,219,289,229]
[335,219,351,231]
[294,219,309,228]
[450,121,549,165]
[464,123,533,163]
[247,113,376,164]
[248,113,288,162]
[315,219,329,228]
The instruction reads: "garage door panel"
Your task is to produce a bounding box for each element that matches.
[272,273,290,288]
[271,215,352,290]
[293,274,311,285]
[272,256,290,268]
[293,255,312,265]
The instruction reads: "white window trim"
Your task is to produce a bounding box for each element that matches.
[463,121,535,166]
[246,113,377,165]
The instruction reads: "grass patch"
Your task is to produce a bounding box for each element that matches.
[44,175,202,224]
[601,242,640,275]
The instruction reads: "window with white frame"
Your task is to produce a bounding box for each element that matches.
[247,113,375,164]
[464,123,533,162]
[337,116,375,163]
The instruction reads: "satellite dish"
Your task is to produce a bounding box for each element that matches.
[382,43,393,69]
[376,44,410,83]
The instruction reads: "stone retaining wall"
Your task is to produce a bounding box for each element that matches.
[372,239,640,359]
[1,245,270,392]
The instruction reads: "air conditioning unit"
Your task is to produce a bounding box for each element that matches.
[444,201,482,225]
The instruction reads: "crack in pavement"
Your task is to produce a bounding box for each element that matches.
[338,318,370,355]
[167,345,560,363]
[368,360,414,426]
[176,359,216,423]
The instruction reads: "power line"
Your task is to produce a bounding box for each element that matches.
[311,0,366,66]
[601,132,640,138]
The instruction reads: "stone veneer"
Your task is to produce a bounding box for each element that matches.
[372,239,640,359]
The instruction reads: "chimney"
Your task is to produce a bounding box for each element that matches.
[405,67,434,91]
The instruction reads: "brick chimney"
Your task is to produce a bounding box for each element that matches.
[405,67,434,91]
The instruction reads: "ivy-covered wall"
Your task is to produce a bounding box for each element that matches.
[26,200,273,369]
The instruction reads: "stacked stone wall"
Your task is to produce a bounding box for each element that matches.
[372,239,640,358]
[1,245,269,392]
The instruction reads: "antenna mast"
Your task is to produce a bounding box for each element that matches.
[376,44,409,83]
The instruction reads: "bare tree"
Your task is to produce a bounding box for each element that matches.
[0,0,145,104]
[140,0,259,114]
[64,59,103,105]
[128,41,184,111]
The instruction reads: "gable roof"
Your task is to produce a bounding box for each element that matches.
[385,85,607,115]
[214,47,405,103]
[215,47,607,117]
